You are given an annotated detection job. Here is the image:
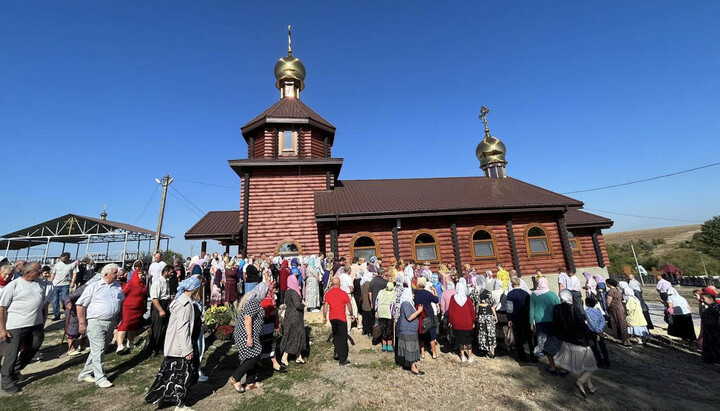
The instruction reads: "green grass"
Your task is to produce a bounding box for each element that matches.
[351,357,394,371]
[358,348,377,354]
[60,383,97,406]
[34,372,69,387]
[233,389,335,411]
[1,393,37,411]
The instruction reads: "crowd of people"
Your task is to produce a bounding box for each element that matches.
[1,252,719,409]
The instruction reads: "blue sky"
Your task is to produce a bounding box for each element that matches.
[2,1,719,258]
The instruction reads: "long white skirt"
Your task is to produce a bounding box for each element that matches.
[554,342,598,374]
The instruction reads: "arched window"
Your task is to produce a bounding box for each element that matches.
[350,232,381,261]
[568,231,581,254]
[525,225,552,257]
[470,227,497,261]
[276,239,302,257]
[412,230,441,262]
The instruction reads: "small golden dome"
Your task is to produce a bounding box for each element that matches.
[274,55,306,91]
[476,133,507,168]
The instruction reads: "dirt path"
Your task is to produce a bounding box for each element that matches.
[2,312,718,411]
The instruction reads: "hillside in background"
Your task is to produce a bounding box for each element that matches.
[605,225,701,256]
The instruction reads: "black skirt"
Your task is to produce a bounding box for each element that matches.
[145,356,198,406]
[668,313,696,341]
[454,329,473,345]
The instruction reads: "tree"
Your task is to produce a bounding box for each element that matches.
[698,216,720,259]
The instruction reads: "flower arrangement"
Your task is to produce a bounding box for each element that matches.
[204,305,233,331]
[214,324,234,341]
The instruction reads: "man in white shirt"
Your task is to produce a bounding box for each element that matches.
[338,260,357,332]
[0,262,53,393]
[149,265,172,356]
[148,252,167,285]
[557,267,569,292]
[566,270,584,314]
[50,252,78,321]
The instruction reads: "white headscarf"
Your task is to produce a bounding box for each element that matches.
[473,275,487,293]
[446,281,455,291]
[360,269,373,286]
[400,287,414,305]
[454,278,468,307]
[559,289,573,304]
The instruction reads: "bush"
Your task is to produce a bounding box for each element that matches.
[215,324,234,341]
[204,305,233,330]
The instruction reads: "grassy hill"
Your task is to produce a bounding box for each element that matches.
[605,225,701,256]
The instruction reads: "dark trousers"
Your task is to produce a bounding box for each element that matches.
[331,319,348,363]
[362,310,374,335]
[659,292,668,306]
[589,332,610,366]
[1,324,44,389]
[511,319,536,362]
[149,299,170,353]
[570,290,584,318]
[232,354,261,384]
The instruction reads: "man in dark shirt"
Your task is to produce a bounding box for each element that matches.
[506,278,536,363]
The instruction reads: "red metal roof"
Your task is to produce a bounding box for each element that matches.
[563,209,613,229]
[184,211,243,240]
[314,176,584,220]
[241,98,336,137]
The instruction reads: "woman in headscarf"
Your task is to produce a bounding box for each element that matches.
[700,290,720,364]
[605,279,631,347]
[464,264,476,286]
[376,282,396,352]
[470,275,498,358]
[594,274,608,313]
[583,272,597,300]
[359,267,375,336]
[440,280,456,316]
[281,275,306,366]
[145,277,203,408]
[279,259,290,305]
[666,287,697,343]
[624,287,650,344]
[305,256,321,312]
[225,260,240,311]
[115,265,148,354]
[393,260,406,320]
[396,287,425,375]
[529,277,562,373]
[210,258,225,306]
[322,253,334,295]
[448,278,475,362]
[415,277,440,359]
[229,281,270,393]
[552,290,598,398]
[438,263,451,287]
[259,279,287,374]
[431,273,443,302]
[628,274,653,330]
[387,258,399,283]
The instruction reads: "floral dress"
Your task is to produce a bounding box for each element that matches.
[470,289,497,353]
[305,266,321,310]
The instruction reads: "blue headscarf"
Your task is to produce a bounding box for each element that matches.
[192,264,203,276]
[175,276,201,300]
[237,260,245,270]
[291,258,299,267]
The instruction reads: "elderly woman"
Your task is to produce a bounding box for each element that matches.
[360,269,374,336]
[397,288,425,375]
[375,282,396,352]
[305,256,321,312]
[530,277,562,374]
[415,277,439,359]
[552,290,598,398]
[224,260,240,310]
[440,281,456,316]
[116,265,148,354]
[605,279,631,347]
[627,274,653,330]
[447,278,475,362]
[700,291,720,364]
[0,262,52,393]
[145,277,203,409]
[624,287,651,345]
[230,281,270,393]
[666,287,696,343]
[281,275,306,366]
[470,275,498,358]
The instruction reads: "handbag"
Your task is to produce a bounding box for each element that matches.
[664,310,674,325]
[372,320,382,340]
[421,315,437,334]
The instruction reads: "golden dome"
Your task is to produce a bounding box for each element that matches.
[476,133,507,168]
[274,55,306,91]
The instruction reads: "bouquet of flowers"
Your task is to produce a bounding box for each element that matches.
[214,324,234,341]
[204,305,233,331]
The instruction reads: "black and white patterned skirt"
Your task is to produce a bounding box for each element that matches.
[145,356,198,406]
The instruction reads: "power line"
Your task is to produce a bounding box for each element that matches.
[168,190,204,218]
[562,161,720,194]
[169,185,206,215]
[584,208,704,224]
[175,178,238,190]
[133,185,160,224]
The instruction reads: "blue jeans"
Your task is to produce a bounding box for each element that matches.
[52,285,69,317]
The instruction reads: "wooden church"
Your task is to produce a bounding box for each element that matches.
[185,29,613,279]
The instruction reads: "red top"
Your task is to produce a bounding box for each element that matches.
[280,260,290,291]
[118,270,148,332]
[324,287,350,322]
[447,298,475,331]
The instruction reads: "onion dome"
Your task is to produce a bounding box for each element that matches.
[476,106,508,178]
[274,25,305,92]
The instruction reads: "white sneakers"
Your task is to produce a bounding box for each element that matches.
[82,375,95,383]
[461,356,467,363]
[467,356,474,363]
[97,380,114,388]
[116,344,125,354]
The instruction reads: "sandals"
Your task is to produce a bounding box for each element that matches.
[587,385,597,395]
[228,377,245,393]
[273,365,288,373]
[246,382,264,390]
[295,359,306,364]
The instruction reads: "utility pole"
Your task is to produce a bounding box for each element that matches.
[153,175,173,256]
[630,243,644,286]
[700,251,709,276]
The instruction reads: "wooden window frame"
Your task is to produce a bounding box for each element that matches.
[411,229,442,263]
[275,238,302,256]
[469,226,498,262]
[278,129,297,156]
[567,230,582,255]
[349,232,381,261]
[524,224,553,258]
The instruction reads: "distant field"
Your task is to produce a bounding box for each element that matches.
[604,224,701,256]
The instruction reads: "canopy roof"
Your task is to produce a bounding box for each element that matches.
[660,263,683,275]
[1,213,171,250]
[185,210,243,243]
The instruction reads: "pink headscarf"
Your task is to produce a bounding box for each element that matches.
[534,277,550,296]
[287,274,301,297]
